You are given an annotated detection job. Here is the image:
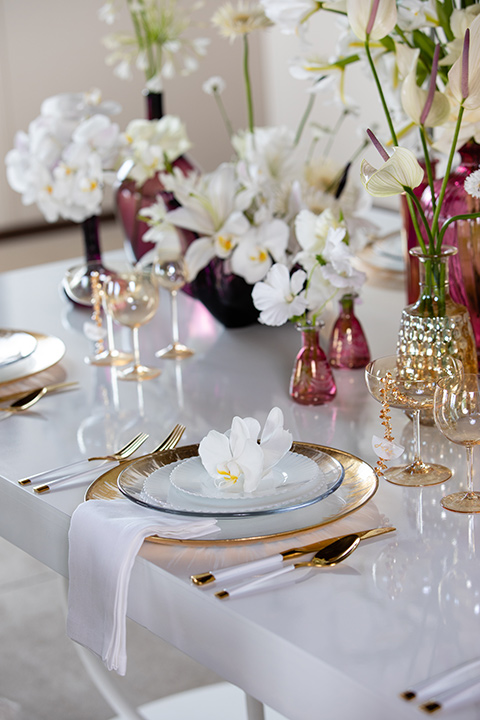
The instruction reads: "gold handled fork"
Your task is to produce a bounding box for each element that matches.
[151,423,185,453]
[19,432,149,486]
[32,432,150,493]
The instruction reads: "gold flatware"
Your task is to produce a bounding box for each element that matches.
[19,432,149,486]
[0,381,78,405]
[0,388,47,412]
[191,526,395,587]
[151,424,185,453]
[215,534,361,599]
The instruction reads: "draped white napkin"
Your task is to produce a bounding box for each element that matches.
[67,499,219,675]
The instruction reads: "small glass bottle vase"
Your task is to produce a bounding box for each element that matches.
[328,293,371,369]
[290,322,337,405]
[397,246,478,380]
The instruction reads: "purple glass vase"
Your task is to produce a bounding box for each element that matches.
[289,322,336,405]
[420,142,480,362]
[327,293,371,369]
[62,215,112,307]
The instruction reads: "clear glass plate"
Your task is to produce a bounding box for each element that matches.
[0,331,37,368]
[118,446,344,518]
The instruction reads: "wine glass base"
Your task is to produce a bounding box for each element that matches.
[441,492,480,513]
[155,343,195,360]
[383,462,452,487]
[118,365,161,381]
[85,350,133,367]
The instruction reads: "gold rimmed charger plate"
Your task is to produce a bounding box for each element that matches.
[85,443,378,546]
[0,330,66,386]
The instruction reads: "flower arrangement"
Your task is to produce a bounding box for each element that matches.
[5,90,122,223]
[260,0,480,314]
[98,0,209,92]
[138,0,371,328]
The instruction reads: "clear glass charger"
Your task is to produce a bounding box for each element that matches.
[117,445,345,518]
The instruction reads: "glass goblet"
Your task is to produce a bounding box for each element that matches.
[365,354,460,486]
[85,271,133,367]
[434,373,480,512]
[104,270,160,381]
[154,257,194,360]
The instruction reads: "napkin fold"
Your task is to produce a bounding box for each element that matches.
[67,499,219,675]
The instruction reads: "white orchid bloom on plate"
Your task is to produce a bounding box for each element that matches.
[231,218,289,284]
[165,163,251,280]
[199,407,293,494]
[252,263,308,326]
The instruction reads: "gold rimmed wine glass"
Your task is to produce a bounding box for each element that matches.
[85,270,133,368]
[154,257,194,360]
[365,354,461,486]
[434,373,480,513]
[104,269,160,381]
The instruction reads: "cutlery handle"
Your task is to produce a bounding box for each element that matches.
[33,461,117,493]
[19,458,97,485]
[192,554,284,586]
[420,677,480,714]
[216,564,296,599]
[401,657,480,702]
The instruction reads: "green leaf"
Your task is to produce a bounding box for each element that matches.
[435,0,454,41]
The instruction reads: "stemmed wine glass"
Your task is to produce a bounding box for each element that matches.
[365,354,461,486]
[434,373,480,512]
[104,269,160,381]
[85,270,133,367]
[154,257,194,359]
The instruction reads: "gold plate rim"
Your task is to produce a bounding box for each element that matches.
[0,330,66,386]
[85,442,378,546]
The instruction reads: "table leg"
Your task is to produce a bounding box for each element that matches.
[245,693,266,720]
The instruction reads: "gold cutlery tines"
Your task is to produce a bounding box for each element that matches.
[19,432,150,487]
[151,423,185,453]
[0,381,78,405]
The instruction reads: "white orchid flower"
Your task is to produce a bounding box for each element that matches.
[347,0,397,41]
[252,263,308,326]
[321,227,366,290]
[231,219,289,284]
[295,208,345,258]
[361,146,424,197]
[199,407,292,493]
[122,116,191,184]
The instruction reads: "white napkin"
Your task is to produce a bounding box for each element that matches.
[67,499,219,675]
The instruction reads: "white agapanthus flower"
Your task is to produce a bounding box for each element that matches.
[199,407,293,494]
[5,90,121,223]
[202,76,226,95]
[121,116,191,185]
[252,263,308,325]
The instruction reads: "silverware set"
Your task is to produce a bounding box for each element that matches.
[0,381,78,413]
[18,423,185,494]
[400,657,480,714]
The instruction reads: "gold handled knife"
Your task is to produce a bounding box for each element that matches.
[0,381,78,404]
[191,526,395,586]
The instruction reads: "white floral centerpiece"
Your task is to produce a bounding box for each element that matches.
[5,89,121,223]
[138,0,372,327]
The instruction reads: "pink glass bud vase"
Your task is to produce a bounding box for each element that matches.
[327,293,371,369]
[289,322,336,405]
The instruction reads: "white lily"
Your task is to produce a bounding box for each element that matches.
[346,0,397,41]
[360,146,424,197]
[252,263,308,325]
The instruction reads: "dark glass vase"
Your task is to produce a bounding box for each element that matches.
[62,215,111,307]
[420,142,480,362]
[289,322,336,405]
[327,293,371,369]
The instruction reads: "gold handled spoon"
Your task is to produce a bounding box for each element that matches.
[215,534,361,599]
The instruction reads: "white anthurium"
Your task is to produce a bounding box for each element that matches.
[394,43,420,81]
[346,0,397,41]
[360,146,425,197]
[199,407,292,494]
[401,67,451,127]
[449,14,480,111]
[441,6,480,66]
[252,263,309,326]
[231,218,289,284]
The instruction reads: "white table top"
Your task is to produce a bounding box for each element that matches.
[0,227,478,720]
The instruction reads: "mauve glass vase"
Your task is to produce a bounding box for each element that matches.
[327,293,371,369]
[420,142,480,362]
[62,215,112,307]
[290,322,336,405]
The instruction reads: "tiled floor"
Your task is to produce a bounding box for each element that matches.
[0,224,226,719]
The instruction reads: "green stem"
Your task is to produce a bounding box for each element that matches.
[364,38,398,145]
[432,104,465,250]
[243,34,254,133]
[405,193,428,254]
[404,188,434,250]
[419,125,436,214]
[294,93,316,146]
[438,211,480,246]
[214,92,234,139]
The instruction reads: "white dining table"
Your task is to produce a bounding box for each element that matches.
[0,218,479,720]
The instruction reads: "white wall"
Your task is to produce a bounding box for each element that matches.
[0,0,265,232]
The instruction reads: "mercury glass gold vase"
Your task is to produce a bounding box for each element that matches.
[397,246,478,423]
